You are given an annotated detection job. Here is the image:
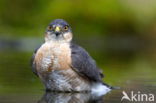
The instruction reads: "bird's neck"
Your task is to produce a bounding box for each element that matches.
[44,39,71,44]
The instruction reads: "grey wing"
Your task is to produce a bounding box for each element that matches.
[30,46,40,76]
[70,43,104,82]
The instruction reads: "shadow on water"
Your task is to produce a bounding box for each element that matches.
[38,92,105,103]
[37,79,156,103]
[0,80,156,103]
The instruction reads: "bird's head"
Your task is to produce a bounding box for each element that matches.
[45,19,73,43]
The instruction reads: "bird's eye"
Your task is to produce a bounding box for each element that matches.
[48,26,53,31]
[64,26,68,31]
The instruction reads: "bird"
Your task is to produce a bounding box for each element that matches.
[31,19,113,93]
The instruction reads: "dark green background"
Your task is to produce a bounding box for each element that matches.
[0,0,156,102]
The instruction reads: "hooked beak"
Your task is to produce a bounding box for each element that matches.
[55,26,60,32]
[54,26,61,36]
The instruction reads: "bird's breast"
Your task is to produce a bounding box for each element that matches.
[34,41,72,73]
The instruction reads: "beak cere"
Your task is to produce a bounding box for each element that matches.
[55,26,60,32]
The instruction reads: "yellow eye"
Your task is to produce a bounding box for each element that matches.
[64,26,68,30]
[48,26,53,31]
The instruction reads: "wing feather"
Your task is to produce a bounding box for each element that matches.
[30,46,41,76]
[70,43,104,82]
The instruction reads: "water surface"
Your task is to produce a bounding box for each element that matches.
[0,51,156,103]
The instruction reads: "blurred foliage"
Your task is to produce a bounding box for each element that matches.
[0,51,43,94]
[0,0,156,96]
[0,0,156,38]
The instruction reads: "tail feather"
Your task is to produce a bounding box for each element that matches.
[102,82,120,90]
[91,82,120,96]
[91,83,111,96]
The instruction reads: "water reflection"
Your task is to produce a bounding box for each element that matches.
[38,91,106,103]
